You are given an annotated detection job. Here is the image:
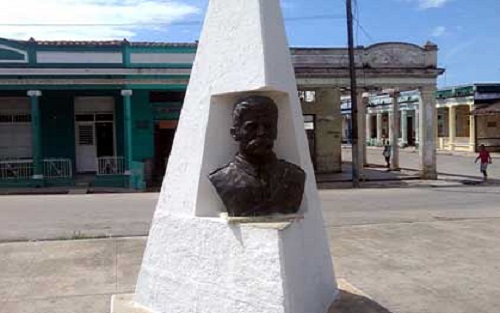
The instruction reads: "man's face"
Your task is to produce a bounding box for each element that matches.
[232,108,278,159]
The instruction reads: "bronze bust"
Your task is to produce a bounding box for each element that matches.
[209,95,306,217]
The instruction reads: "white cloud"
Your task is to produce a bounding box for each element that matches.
[402,0,451,9]
[0,0,200,40]
[418,0,451,9]
[432,26,447,37]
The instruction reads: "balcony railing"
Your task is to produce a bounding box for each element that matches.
[43,158,72,178]
[0,159,33,180]
[98,156,125,175]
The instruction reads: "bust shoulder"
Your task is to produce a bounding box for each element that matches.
[275,159,306,184]
[208,162,237,185]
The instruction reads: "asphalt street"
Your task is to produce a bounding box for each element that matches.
[0,185,498,242]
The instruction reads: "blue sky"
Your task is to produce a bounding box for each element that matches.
[158,0,500,88]
[1,0,498,87]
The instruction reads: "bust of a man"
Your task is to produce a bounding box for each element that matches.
[208,95,306,217]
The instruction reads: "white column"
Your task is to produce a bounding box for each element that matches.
[366,113,372,142]
[333,88,343,168]
[357,91,367,169]
[314,88,342,173]
[388,111,394,143]
[419,86,438,179]
[469,105,476,152]
[376,112,383,145]
[415,108,420,146]
[448,106,456,151]
[390,91,400,169]
[401,110,408,147]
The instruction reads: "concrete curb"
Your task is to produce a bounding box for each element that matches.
[0,187,140,196]
[318,178,499,190]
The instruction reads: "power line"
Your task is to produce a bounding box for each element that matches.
[354,18,376,43]
[0,14,345,27]
[351,0,376,44]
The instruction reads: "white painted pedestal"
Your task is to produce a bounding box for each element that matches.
[111,214,338,313]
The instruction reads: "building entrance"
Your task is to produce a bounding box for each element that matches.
[74,97,116,173]
[152,121,177,187]
[75,114,115,173]
[407,116,414,146]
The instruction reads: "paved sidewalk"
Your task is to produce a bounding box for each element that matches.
[0,237,145,313]
[365,145,500,156]
[317,163,420,183]
[331,147,500,187]
[317,163,500,189]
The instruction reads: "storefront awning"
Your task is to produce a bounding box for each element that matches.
[472,101,500,115]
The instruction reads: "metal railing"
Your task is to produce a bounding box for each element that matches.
[43,158,72,178]
[0,159,33,180]
[98,156,125,175]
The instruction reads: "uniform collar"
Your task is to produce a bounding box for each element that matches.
[234,153,277,177]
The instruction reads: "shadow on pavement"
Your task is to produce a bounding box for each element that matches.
[329,290,393,313]
[317,162,419,184]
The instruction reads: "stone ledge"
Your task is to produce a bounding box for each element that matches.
[221,213,304,230]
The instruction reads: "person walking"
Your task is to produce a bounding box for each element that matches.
[475,144,492,181]
[383,143,391,169]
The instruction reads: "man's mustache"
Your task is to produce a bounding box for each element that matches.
[246,138,274,150]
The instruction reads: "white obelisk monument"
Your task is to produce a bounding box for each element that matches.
[112,0,338,312]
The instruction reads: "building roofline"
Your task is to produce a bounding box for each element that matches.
[0,37,199,48]
[438,82,500,91]
[290,42,428,51]
[1,37,438,51]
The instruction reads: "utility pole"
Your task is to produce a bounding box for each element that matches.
[346,0,359,187]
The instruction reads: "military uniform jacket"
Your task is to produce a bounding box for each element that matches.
[209,154,306,217]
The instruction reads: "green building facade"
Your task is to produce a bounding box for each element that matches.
[0,38,453,190]
[0,38,193,189]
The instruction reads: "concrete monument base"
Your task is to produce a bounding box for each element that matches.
[111,280,373,313]
[111,279,380,313]
[131,214,337,313]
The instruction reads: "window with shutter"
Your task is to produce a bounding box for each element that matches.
[78,125,94,145]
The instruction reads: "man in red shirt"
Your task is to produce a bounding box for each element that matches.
[475,145,493,181]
